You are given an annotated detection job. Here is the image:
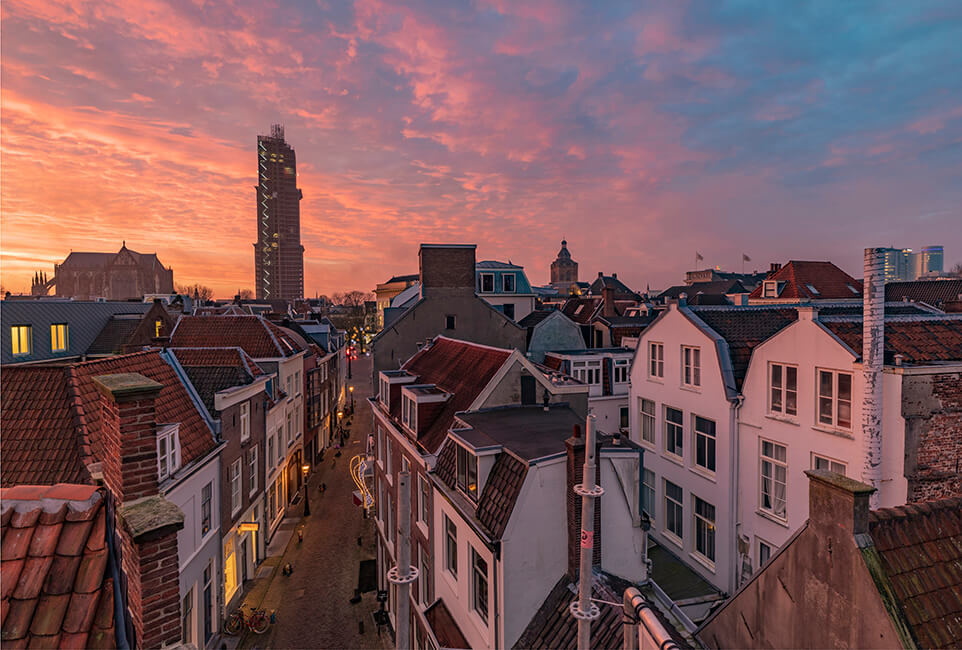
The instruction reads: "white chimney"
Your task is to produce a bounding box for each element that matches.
[862,248,885,507]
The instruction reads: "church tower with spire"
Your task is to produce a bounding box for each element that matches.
[550,239,579,288]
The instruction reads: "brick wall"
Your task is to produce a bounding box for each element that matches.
[904,371,962,502]
[419,245,476,293]
[101,395,160,503]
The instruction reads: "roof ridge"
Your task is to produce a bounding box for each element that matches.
[869,496,962,523]
[431,335,513,356]
[261,317,286,355]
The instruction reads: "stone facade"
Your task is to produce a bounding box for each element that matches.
[51,244,174,300]
[550,240,578,288]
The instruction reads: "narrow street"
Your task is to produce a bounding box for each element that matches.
[238,355,388,650]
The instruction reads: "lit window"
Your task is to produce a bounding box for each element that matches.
[817,369,852,430]
[769,363,798,417]
[240,402,251,442]
[502,274,515,293]
[230,459,242,515]
[665,407,683,458]
[682,346,701,388]
[155,320,163,338]
[812,453,846,475]
[648,342,664,378]
[471,547,489,624]
[664,480,683,541]
[639,398,656,445]
[760,440,787,519]
[11,325,31,356]
[693,496,716,564]
[50,324,68,352]
[445,515,458,577]
[158,426,181,481]
[614,359,629,383]
[693,415,716,472]
[456,445,478,501]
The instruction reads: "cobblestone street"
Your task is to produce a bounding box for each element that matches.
[237,355,388,650]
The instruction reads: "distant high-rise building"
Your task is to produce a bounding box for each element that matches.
[254,124,304,301]
[880,248,912,282]
[916,245,944,278]
[879,246,944,281]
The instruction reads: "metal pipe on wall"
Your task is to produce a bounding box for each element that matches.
[388,471,418,650]
[572,415,603,650]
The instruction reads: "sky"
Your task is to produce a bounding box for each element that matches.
[2,0,961,298]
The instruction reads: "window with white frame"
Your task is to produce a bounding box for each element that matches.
[642,469,656,518]
[286,411,293,447]
[402,395,417,431]
[240,402,251,442]
[295,371,301,395]
[665,407,683,458]
[664,480,683,541]
[649,342,664,378]
[419,474,430,525]
[267,434,275,469]
[817,369,852,430]
[502,274,515,292]
[157,426,181,481]
[572,360,601,385]
[268,483,277,520]
[614,359,629,383]
[693,496,716,564]
[386,437,393,476]
[471,547,489,624]
[769,363,798,416]
[248,447,258,495]
[201,482,212,536]
[380,378,389,405]
[444,515,458,577]
[479,273,495,293]
[275,427,283,462]
[230,459,242,516]
[296,406,302,437]
[377,427,384,467]
[757,539,772,568]
[639,398,655,445]
[760,440,787,519]
[682,346,701,387]
[762,280,779,298]
[812,453,846,475]
[456,445,479,501]
[693,415,716,473]
[377,477,384,524]
[419,544,432,605]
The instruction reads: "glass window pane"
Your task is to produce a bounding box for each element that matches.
[837,373,852,401]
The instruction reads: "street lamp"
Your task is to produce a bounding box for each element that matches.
[349,385,355,411]
[302,464,311,516]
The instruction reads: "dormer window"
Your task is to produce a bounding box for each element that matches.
[762,281,779,298]
[479,273,495,293]
[502,274,515,292]
[456,444,479,501]
[157,424,181,481]
[380,378,389,405]
[402,394,418,431]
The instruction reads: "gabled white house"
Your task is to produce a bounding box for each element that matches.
[545,348,634,435]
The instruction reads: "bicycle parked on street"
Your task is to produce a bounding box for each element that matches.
[223,606,272,635]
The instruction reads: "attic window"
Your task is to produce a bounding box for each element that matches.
[846,284,859,294]
[158,425,181,481]
[402,394,418,431]
[762,281,779,298]
[456,444,479,501]
[805,284,820,296]
[479,273,495,293]
[502,274,515,292]
[575,305,585,315]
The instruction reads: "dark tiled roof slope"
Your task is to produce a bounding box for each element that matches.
[170,315,306,358]
[476,453,528,539]
[1,351,215,487]
[518,309,554,328]
[423,599,469,650]
[887,280,962,308]
[822,319,962,363]
[689,308,798,390]
[588,275,641,300]
[748,261,862,299]
[869,497,962,649]
[658,279,746,300]
[562,298,601,324]
[86,317,141,355]
[170,347,264,376]
[401,337,512,453]
[1,484,116,649]
[1,367,90,487]
[182,367,253,414]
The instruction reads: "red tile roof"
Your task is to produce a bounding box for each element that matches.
[400,337,512,453]
[170,315,307,358]
[869,497,962,649]
[1,350,215,487]
[886,279,962,310]
[1,484,116,649]
[169,347,265,376]
[821,318,962,363]
[748,261,862,300]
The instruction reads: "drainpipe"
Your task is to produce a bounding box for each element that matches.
[572,415,603,650]
[862,248,885,508]
[388,471,418,650]
[728,394,744,594]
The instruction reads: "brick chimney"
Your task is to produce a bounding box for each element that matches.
[602,286,616,318]
[419,244,477,298]
[93,373,185,649]
[565,426,601,578]
[768,262,782,277]
[804,469,875,536]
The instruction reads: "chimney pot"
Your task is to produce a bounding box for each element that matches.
[612,273,617,279]
[598,272,604,278]
[573,424,581,438]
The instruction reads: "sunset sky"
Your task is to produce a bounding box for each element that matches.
[2,0,961,297]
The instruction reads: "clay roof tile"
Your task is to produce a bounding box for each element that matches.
[42,555,81,596]
[54,520,94,557]
[13,556,54,600]
[3,527,34,561]
[28,593,70,637]
[27,524,63,559]
[2,597,38,641]
[62,592,100,635]
[73,548,108,595]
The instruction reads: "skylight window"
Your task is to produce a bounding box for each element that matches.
[847,284,859,294]
[805,284,820,295]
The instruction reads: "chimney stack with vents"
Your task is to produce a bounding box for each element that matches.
[862,248,886,508]
[768,262,782,277]
[93,373,185,649]
[602,286,617,318]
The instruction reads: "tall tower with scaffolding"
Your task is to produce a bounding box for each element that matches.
[254,124,304,301]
